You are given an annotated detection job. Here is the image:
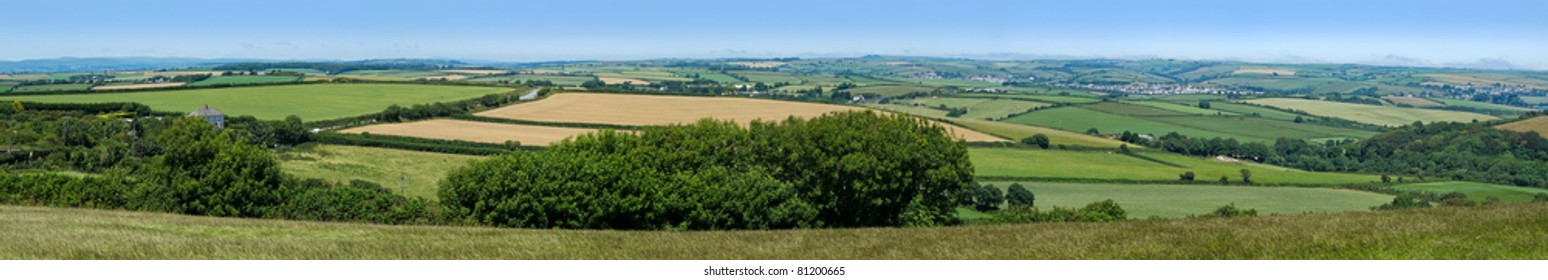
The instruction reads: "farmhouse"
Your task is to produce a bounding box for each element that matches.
[188,105,225,128]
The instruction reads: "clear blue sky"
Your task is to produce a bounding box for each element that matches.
[3,0,1545,69]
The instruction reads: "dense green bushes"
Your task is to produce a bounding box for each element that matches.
[439,111,973,229]
[0,117,433,224]
[311,132,516,155]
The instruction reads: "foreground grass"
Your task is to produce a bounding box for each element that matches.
[979,182,1393,218]
[276,144,483,200]
[2,204,1546,259]
[3,84,510,120]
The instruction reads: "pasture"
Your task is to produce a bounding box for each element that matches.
[186,75,300,87]
[10,84,92,92]
[438,69,510,75]
[952,93,1102,104]
[1426,98,1536,113]
[1382,96,1443,107]
[866,104,1131,148]
[978,182,1392,218]
[1417,73,1548,89]
[1243,98,1497,126]
[3,84,511,120]
[277,144,483,200]
[1393,182,1548,203]
[1125,100,1238,116]
[969,147,1380,185]
[904,97,1049,119]
[91,82,185,91]
[339,119,602,146]
[1001,104,1374,143]
[597,77,649,85]
[846,85,936,97]
[468,74,597,86]
[1497,116,1548,136]
[5,203,1544,259]
[1232,67,1297,76]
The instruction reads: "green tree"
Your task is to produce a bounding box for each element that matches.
[136,117,289,217]
[1179,171,1195,182]
[973,184,1004,212]
[1197,100,1211,109]
[1005,183,1035,208]
[1239,169,1252,184]
[1021,134,1050,149]
[1532,193,1548,203]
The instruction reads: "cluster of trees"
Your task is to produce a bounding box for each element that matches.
[312,89,531,130]
[438,111,974,230]
[0,118,432,223]
[983,200,1127,224]
[311,132,513,155]
[1147,121,1548,188]
[1020,134,1051,149]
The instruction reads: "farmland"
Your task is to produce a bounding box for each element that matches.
[1382,96,1443,107]
[91,82,185,91]
[978,182,1392,218]
[3,84,511,120]
[1417,73,1548,89]
[185,75,300,87]
[597,77,649,85]
[1004,103,1375,143]
[4,203,1545,259]
[969,147,1380,185]
[10,84,92,92]
[866,104,1131,148]
[339,119,602,146]
[1497,116,1548,135]
[475,92,1005,141]
[846,85,936,96]
[277,144,482,200]
[903,97,1049,119]
[1426,98,1536,113]
[1393,182,1548,203]
[1243,98,1498,126]
[468,74,597,86]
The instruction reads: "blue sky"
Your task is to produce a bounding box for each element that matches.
[3,0,1545,69]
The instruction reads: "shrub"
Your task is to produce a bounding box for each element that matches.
[1006,183,1035,208]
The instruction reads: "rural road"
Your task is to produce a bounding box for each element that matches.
[519,87,541,100]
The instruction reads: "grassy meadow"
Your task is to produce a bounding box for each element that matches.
[1004,104,1374,143]
[978,182,1393,218]
[10,84,92,92]
[1243,98,1498,126]
[904,97,1049,119]
[3,203,1544,259]
[1393,182,1548,203]
[2,84,511,120]
[186,75,300,87]
[276,144,484,200]
[969,147,1380,185]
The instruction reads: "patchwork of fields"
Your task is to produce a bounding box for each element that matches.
[3,84,511,120]
[1004,102,1376,143]
[1393,182,1548,203]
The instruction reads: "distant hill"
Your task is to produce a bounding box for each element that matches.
[0,57,272,73]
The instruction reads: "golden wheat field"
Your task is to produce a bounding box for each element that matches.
[340,119,601,146]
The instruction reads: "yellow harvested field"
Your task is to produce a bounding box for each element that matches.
[144,71,225,76]
[1381,96,1443,107]
[1243,98,1497,126]
[415,75,468,81]
[92,82,186,91]
[599,77,650,85]
[1233,68,1296,75]
[340,119,600,146]
[476,93,1005,142]
[438,69,509,75]
[1497,116,1548,136]
[730,61,788,68]
[0,74,11,79]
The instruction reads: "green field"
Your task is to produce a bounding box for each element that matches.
[1126,100,1239,115]
[3,84,511,120]
[596,71,693,82]
[951,93,1101,104]
[1426,98,1536,113]
[867,104,1129,148]
[1522,96,1548,105]
[469,74,597,86]
[970,147,1380,185]
[671,70,743,83]
[1418,73,1548,90]
[1211,102,1309,122]
[5,203,1544,259]
[1394,182,1548,203]
[846,85,937,96]
[905,97,1049,119]
[186,75,300,87]
[277,144,483,200]
[10,84,92,92]
[979,182,1392,218]
[1244,98,1497,126]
